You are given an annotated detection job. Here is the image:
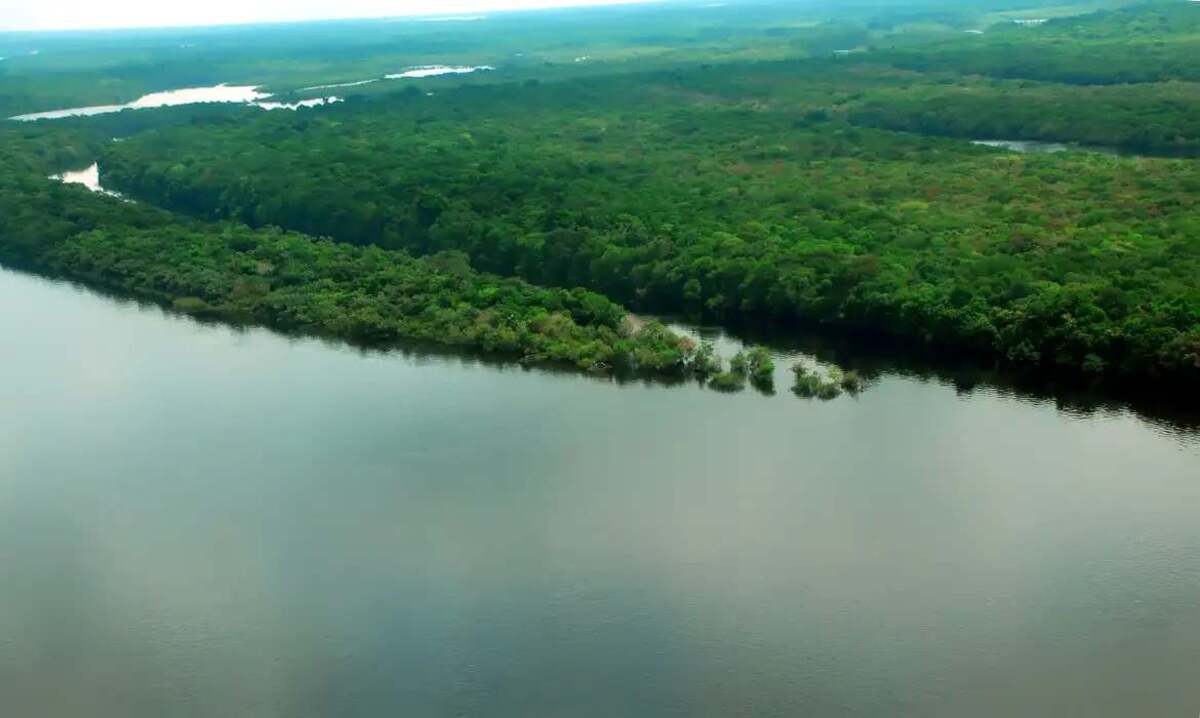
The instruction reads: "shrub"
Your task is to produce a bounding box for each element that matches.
[709,370,746,392]
[690,340,723,378]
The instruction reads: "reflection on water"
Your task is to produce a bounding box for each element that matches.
[972,138,1125,156]
[11,84,266,120]
[1,267,1198,717]
[656,312,1200,438]
[49,163,125,198]
[123,84,267,108]
[300,65,495,93]
[254,97,343,111]
[973,139,1071,153]
[296,65,496,93]
[10,84,342,121]
[385,65,496,79]
[300,78,381,91]
[9,67,497,120]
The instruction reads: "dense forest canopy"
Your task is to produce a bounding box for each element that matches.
[0,0,1152,115]
[0,146,699,376]
[875,2,1200,83]
[1,0,1198,393]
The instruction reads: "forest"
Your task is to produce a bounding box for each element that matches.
[1,0,1199,392]
[0,136,697,378]
[0,0,1141,116]
[875,2,1200,84]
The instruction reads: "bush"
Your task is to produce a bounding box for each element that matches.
[840,370,864,394]
[709,370,746,392]
[744,346,775,390]
[792,363,845,400]
[730,350,749,376]
[690,340,722,378]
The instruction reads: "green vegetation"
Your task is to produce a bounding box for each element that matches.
[744,347,777,391]
[846,77,1200,155]
[1,0,1198,397]
[0,0,1143,117]
[730,351,750,377]
[709,370,747,393]
[875,2,1200,84]
[690,340,723,379]
[839,370,865,395]
[95,60,1200,387]
[0,2,937,116]
[724,346,775,392]
[0,157,695,377]
[792,365,845,400]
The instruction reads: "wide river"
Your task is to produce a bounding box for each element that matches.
[2,267,1198,717]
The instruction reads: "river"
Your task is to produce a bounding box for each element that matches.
[971,139,1124,156]
[1,266,1198,717]
[9,67,493,121]
[9,84,342,121]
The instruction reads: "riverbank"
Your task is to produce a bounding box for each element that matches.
[3,261,1198,718]
[92,72,1200,391]
[0,170,704,383]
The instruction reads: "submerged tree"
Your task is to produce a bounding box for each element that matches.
[709,370,747,392]
[730,350,749,376]
[744,346,776,391]
[792,364,843,400]
[839,370,864,395]
[690,340,723,379]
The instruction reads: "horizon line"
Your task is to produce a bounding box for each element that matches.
[0,0,676,35]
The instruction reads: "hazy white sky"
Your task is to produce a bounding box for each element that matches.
[0,0,657,32]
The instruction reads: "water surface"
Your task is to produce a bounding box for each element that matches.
[385,65,495,79]
[254,97,343,111]
[10,84,340,121]
[298,65,494,94]
[1,267,1197,717]
[50,163,123,198]
[972,139,1123,156]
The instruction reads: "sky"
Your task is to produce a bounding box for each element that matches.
[0,0,658,32]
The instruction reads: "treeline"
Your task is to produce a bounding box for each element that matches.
[845,78,1200,154]
[874,3,1200,85]
[96,72,1200,386]
[6,3,1200,388]
[0,153,695,377]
